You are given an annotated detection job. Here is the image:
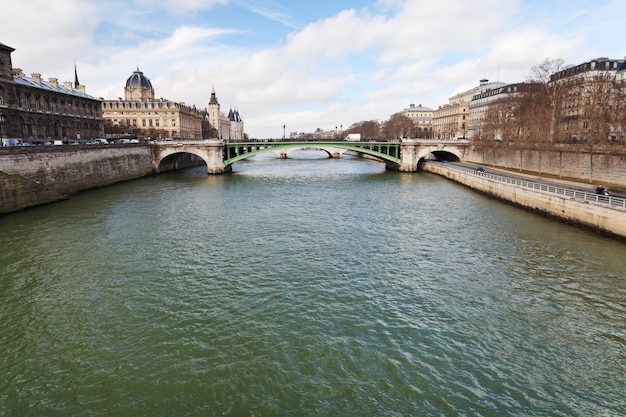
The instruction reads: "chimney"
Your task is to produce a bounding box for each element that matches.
[64,81,73,89]
[77,85,85,93]
[31,73,42,83]
[12,68,24,78]
[48,77,58,87]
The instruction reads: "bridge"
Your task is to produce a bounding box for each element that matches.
[150,139,471,174]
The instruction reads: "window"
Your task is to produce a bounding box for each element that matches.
[156,119,159,127]
[172,119,176,126]
[0,111,6,136]
[142,119,146,127]
[164,119,168,127]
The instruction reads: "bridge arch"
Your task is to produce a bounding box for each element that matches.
[275,146,345,159]
[223,141,402,169]
[156,150,209,173]
[415,145,463,163]
[151,141,229,174]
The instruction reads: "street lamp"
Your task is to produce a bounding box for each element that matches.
[283,124,286,140]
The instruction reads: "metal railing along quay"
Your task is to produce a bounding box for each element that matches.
[443,163,626,210]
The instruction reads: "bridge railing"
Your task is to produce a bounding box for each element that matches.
[445,163,626,210]
[225,138,402,143]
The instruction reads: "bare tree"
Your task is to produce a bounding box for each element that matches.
[526,58,569,144]
[581,74,617,147]
[382,114,413,139]
[613,79,626,144]
[349,120,380,140]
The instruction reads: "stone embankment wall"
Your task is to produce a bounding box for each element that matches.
[423,163,626,240]
[0,145,154,214]
[466,145,626,187]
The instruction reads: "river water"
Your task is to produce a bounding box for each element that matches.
[1,151,625,416]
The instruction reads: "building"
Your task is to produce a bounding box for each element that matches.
[206,86,244,141]
[395,103,433,138]
[468,83,523,140]
[101,68,203,140]
[0,42,103,143]
[433,79,506,140]
[550,57,626,143]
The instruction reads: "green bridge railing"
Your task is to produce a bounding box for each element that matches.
[223,140,402,166]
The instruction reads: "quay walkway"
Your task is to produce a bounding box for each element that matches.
[423,161,626,240]
[445,163,626,210]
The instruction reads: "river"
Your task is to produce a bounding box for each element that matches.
[1,150,625,416]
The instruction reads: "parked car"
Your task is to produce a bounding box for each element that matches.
[476,167,485,173]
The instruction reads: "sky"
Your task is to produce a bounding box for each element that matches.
[2,0,625,138]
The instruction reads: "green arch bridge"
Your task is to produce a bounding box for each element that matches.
[150,139,470,174]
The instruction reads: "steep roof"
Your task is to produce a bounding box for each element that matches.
[0,42,16,52]
[13,74,100,100]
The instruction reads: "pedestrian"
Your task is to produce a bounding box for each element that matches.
[595,185,609,196]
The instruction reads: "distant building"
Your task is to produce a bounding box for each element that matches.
[0,42,103,143]
[206,86,244,141]
[395,103,433,138]
[101,68,203,140]
[550,57,626,143]
[433,79,506,139]
[468,83,524,140]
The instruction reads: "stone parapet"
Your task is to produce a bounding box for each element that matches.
[0,145,154,214]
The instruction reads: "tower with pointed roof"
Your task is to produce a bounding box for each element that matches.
[206,86,244,140]
[207,86,220,137]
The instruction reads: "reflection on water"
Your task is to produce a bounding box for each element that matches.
[1,150,625,416]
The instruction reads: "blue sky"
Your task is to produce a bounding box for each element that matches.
[2,0,625,138]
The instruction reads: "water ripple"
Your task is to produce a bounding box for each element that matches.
[1,156,625,416]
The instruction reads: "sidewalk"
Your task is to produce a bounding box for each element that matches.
[464,163,626,199]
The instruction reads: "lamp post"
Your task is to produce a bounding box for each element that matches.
[283,124,285,140]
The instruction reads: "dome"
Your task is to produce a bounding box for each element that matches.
[125,68,153,89]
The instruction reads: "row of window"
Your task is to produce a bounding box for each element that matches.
[15,117,100,140]
[0,88,99,117]
[114,118,177,127]
[103,101,187,110]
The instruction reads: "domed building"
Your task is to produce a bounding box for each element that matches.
[124,68,154,100]
[101,68,203,140]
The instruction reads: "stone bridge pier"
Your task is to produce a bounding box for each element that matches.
[399,141,420,172]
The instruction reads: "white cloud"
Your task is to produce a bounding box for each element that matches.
[3,0,624,138]
[3,0,98,76]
